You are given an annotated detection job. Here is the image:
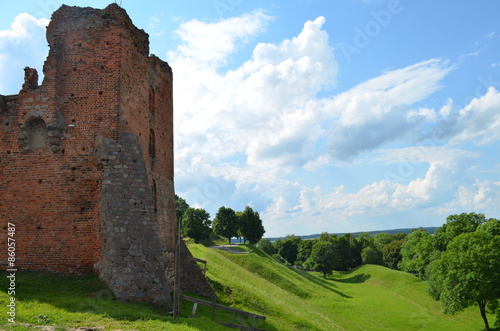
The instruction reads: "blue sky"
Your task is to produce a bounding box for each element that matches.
[2,0,500,237]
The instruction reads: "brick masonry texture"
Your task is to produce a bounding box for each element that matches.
[0,4,214,308]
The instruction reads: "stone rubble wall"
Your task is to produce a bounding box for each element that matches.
[95,133,170,306]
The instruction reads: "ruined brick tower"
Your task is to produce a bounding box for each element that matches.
[0,4,213,308]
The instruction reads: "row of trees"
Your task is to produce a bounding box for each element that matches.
[176,195,265,244]
[258,231,407,275]
[257,212,499,330]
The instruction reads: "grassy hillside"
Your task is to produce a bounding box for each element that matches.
[0,271,228,330]
[188,242,493,330]
[0,243,494,330]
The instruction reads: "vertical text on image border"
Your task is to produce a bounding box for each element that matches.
[6,222,16,324]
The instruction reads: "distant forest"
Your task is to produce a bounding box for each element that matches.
[265,226,439,242]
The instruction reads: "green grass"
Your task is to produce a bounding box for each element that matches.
[0,271,230,330]
[0,244,496,330]
[189,242,496,330]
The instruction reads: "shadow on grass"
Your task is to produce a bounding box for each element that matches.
[288,268,352,298]
[227,245,356,300]
[246,245,354,299]
[0,271,222,330]
[332,273,371,284]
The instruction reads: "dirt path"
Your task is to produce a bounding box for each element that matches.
[210,245,251,254]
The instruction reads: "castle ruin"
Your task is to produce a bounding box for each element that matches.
[0,4,214,308]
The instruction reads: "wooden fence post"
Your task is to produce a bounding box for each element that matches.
[180,294,266,330]
[212,298,216,321]
[191,302,198,317]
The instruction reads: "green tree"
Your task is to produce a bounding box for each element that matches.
[212,206,239,244]
[358,232,374,249]
[235,211,244,243]
[373,232,393,252]
[175,195,189,223]
[478,218,500,236]
[359,233,383,265]
[382,239,404,269]
[181,208,211,243]
[279,235,302,265]
[428,230,500,331]
[306,241,336,278]
[274,239,283,252]
[342,233,362,268]
[361,245,383,265]
[297,239,317,264]
[399,229,435,278]
[257,238,276,255]
[238,206,265,244]
[434,212,486,251]
[318,232,332,242]
[316,235,354,272]
[392,232,408,241]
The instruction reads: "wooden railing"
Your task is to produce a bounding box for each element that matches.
[180,294,266,331]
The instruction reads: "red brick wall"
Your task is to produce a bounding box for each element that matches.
[0,97,102,272]
[0,3,214,304]
[0,4,135,273]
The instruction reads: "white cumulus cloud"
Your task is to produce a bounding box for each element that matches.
[168,10,271,69]
[170,14,339,209]
[165,11,498,236]
[0,13,49,94]
[323,59,452,160]
[443,87,500,145]
[264,146,480,234]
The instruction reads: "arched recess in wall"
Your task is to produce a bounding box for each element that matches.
[149,87,155,116]
[149,128,156,160]
[152,179,157,213]
[27,117,48,149]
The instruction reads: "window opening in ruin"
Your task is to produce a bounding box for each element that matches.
[27,118,48,149]
[149,129,156,160]
[149,88,155,116]
[152,180,157,213]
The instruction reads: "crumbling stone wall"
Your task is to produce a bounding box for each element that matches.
[0,4,214,307]
[95,133,169,303]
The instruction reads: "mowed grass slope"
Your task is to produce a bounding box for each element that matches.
[0,271,229,330]
[0,243,493,330]
[188,242,492,331]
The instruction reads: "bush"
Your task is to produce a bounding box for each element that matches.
[257,238,277,255]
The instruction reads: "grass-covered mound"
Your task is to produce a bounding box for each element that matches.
[0,242,493,330]
[188,241,493,330]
